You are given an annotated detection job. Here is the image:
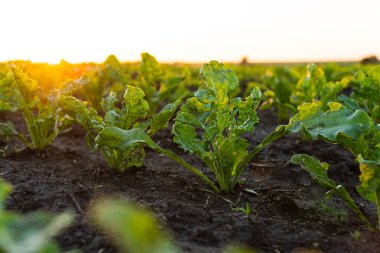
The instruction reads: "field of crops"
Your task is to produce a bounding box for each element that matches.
[0,54,379,253]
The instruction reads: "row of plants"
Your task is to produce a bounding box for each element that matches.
[0,55,379,251]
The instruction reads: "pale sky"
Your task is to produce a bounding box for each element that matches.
[1,0,379,63]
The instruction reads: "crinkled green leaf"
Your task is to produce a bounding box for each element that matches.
[287,103,372,141]
[58,95,103,134]
[200,61,238,105]
[230,87,261,135]
[287,102,380,161]
[122,85,149,129]
[172,123,206,156]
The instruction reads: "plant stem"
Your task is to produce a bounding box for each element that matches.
[232,126,288,187]
[344,194,374,230]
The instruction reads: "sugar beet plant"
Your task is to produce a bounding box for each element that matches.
[339,65,380,123]
[58,85,180,171]
[172,61,288,192]
[0,65,85,151]
[96,61,287,193]
[286,102,380,229]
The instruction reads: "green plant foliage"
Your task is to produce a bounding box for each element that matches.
[172,61,287,192]
[256,67,297,121]
[339,65,380,123]
[291,154,372,228]
[59,85,180,171]
[232,202,251,219]
[136,53,191,115]
[0,179,73,253]
[0,65,85,150]
[91,198,179,253]
[78,55,128,111]
[291,64,345,110]
[0,122,17,157]
[97,62,287,192]
[287,103,380,229]
[96,126,220,191]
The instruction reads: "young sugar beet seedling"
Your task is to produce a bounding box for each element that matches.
[96,61,287,193]
[58,85,180,171]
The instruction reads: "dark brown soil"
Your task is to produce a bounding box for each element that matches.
[0,110,379,253]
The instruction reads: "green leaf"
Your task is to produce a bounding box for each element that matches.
[141,52,162,84]
[97,127,161,151]
[0,121,17,137]
[90,198,179,253]
[356,155,380,203]
[148,100,181,135]
[0,180,11,210]
[291,154,373,229]
[200,61,238,105]
[290,154,336,189]
[172,122,207,157]
[101,91,118,112]
[121,85,149,129]
[287,103,372,142]
[59,74,89,96]
[0,212,73,253]
[213,134,248,181]
[59,95,103,134]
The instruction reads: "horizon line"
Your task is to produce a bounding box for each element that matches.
[1,55,377,65]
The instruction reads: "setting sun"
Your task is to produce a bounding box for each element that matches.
[1,0,379,63]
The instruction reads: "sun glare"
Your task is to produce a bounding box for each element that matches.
[1,0,379,63]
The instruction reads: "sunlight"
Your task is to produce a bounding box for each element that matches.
[1,0,379,63]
